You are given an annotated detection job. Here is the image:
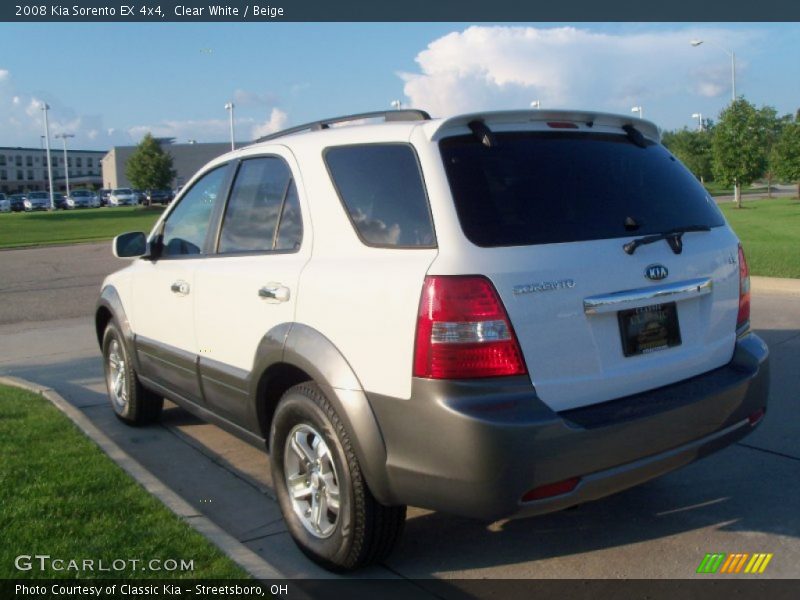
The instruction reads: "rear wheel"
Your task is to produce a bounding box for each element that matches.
[270,382,406,571]
[102,322,163,425]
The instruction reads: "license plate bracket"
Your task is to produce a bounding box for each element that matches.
[617,302,681,357]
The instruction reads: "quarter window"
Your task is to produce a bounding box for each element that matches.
[161,166,227,257]
[324,144,434,248]
[218,157,303,254]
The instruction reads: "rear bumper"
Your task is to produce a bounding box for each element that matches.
[368,333,769,520]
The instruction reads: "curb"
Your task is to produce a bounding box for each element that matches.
[0,375,286,581]
[751,276,800,296]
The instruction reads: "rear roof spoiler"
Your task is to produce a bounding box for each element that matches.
[427,110,661,142]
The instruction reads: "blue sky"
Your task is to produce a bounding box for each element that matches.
[0,22,798,150]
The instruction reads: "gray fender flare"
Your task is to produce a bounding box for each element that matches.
[95,285,140,370]
[269,323,393,505]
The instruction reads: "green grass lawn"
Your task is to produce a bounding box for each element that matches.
[0,384,247,579]
[0,207,164,249]
[719,197,800,279]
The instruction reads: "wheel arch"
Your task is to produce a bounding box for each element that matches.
[95,285,140,370]
[250,323,394,505]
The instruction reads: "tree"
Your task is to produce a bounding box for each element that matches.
[771,120,800,198]
[757,106,788,198]
[662,127,713,184]
[125,133,176,193]
[712,98,768,208]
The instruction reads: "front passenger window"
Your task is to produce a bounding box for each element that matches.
[161,166,227,257]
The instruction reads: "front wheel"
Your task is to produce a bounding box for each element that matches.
[102,322,163,426]
[270,383,406,571]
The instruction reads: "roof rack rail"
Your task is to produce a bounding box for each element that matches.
[253,109,431,143]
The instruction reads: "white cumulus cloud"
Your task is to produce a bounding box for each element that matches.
[126,108,290,144]
[251,108,289,139]
[400,25,756,118]
[0,69,9,82]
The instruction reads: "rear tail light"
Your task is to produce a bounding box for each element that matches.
[413,276,527,379]
[737,243,750,333]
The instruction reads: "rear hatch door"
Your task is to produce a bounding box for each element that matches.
[437,124,741,412]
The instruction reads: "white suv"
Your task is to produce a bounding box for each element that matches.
[97,109,769,571]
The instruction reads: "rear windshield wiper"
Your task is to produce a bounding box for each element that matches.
[623,225,711,255]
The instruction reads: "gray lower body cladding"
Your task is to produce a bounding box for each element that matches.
[367,333,769,521]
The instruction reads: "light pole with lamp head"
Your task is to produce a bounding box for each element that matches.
[691,39,736,102]
[530,100,541,109]
[631,105,643,119]
[55,133,75,198]
[390,99,402,110]
[691,113,704,131]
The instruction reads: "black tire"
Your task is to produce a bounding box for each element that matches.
[270,382,406,571]
[102,322,163,426]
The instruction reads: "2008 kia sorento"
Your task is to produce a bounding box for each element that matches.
[96,109,769,571]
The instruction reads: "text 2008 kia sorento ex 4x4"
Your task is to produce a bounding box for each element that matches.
[97,109,769,571]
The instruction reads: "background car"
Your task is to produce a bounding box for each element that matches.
[98,189,111,206]
[132,189,147,204]
[24,191,52,211]
[145,189,173,205]
[108,188,137,207]
[9,194,27,212]
[0,194,9,213]
[63,189,101,209]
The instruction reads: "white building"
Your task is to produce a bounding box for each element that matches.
[0,146,104,194]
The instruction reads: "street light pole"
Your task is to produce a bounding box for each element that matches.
[690,39,737,102]
[55,133,75,197]
[691,112,704,131]
[631,105,643,119]
[224,102,235,151]
[390,99,402,110]
[530,100,541,109]
[41,103,55,210]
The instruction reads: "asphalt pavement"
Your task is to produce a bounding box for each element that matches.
[0,242,798,582]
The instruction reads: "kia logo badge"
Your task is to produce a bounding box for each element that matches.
[645,264,669,281]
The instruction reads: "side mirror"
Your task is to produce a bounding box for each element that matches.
[113,231,148,258]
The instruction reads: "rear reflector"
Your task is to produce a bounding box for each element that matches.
[522,477,581,502]
[737,243,751,333]
[413,276,527,379]
[748,408,765,426]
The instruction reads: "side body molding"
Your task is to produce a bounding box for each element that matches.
[95,285,140,370]
[267,323,393,505]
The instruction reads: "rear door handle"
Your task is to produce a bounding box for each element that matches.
[258,284,290,302]
[170,280,190,295]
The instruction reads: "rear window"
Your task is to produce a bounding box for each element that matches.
[324,144,435,248]
[439,131,725,247]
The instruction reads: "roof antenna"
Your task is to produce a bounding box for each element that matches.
[468,120,496,148]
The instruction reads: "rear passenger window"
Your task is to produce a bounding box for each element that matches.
[324,144,435,248]
[218,157,303,254]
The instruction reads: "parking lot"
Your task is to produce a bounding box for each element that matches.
[1,241,798,582]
